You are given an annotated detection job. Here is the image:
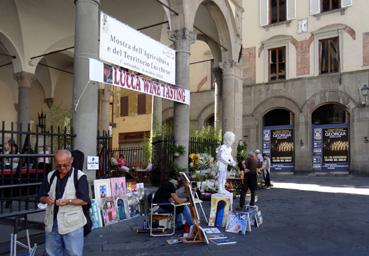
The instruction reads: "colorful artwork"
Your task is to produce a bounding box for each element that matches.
[90,199,103,230]
[135,183,144,200]
[94,179,112,202]
[225,212,248,235]
[111,177,127,196]
[127,181,137,194]
[208,193,231,227]
[127,194,140,218]
[114,196,129,221]
[101,197,118,226]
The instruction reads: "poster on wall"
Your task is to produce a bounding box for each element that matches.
[312,125,349,172]
[262,126,294,172]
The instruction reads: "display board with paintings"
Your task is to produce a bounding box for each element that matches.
[90,178,145,229]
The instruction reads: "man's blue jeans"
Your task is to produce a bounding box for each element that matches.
[175,205,193,227]
[45,222,84,256]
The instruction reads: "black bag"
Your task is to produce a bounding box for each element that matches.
[49,168,92,236]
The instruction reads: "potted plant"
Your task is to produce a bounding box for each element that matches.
[172,144,185,157]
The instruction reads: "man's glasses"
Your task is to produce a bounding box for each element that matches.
[55,164,69,169]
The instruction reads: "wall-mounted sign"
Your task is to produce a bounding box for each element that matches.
[87,156,99,170]
[262,125,294,172]
[100,12,175,85]
[89,58,190,105]
[312,124,349,172]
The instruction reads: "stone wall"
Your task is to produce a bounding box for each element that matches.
[243,70,369,174]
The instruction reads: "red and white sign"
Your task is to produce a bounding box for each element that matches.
[89,58,190,105]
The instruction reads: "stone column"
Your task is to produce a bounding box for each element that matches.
[152,97,162,133]
[98,86,112,133]
[169,28,196,171]
[213,67,222,130]
[220,60,243,149]
[73,0,100,182]
[14,72,34,129]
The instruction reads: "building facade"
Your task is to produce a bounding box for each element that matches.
[242,0,369,174]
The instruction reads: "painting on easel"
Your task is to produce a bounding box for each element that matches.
[179,172,209,244]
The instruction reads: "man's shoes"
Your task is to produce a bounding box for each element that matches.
[266,186,271,190]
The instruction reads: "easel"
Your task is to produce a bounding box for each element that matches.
[179,172,208,244]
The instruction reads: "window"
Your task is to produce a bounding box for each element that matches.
[269,47,286,81]
[310,0,352,16]
[120,96,128,117]
[319,37,339,74]
[321,0,340,12]
[137,94,146,115]
[270,0,286,24]
[260,0,295,26]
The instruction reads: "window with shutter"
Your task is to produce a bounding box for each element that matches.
[286,0,296,20]
[341,0,352,8]
[310,0,321,15]
[269,47,286,81]
[137,94,146,115]
[260,0,269,26]
[270,0,286,24]
[319,37,339,74]
[120,96,128,117]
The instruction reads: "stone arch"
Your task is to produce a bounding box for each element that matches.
[0,32,23,73]
[196,102,215,129]
[301,90,358,115]
[162,107,174,123]
[170,0,240,62]
[313,23,356,40]
[252,96,301,119]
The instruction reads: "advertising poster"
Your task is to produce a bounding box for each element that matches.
[312,125,349,172]
[262,126,294,172]
[271,129,294,164]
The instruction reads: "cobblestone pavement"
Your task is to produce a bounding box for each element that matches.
[82,174,369,256]
[9,174,369,256]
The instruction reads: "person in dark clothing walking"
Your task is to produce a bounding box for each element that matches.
[239,151,259,209]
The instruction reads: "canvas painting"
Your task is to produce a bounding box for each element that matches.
[94,179,112,202]
[255,210,263,227]
[114,195,129,221]
[111,177,127,196]
[90,199,103,230]
[101,197,118,226]
[225,212,248,235]
[208,193,231,227]
[135,182,145,200]
[127,181,137,194]
[127,194,140,218]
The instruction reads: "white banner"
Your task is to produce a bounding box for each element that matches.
[89,58,190,105]
[99,12,176,85]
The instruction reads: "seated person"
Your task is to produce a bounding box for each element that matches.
[153,178,193,230]
[117,154,129,172]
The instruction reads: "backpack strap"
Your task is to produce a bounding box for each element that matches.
[48,170,58,186]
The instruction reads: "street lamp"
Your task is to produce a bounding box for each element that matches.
[38,111,46,131]
[360,84,369,106]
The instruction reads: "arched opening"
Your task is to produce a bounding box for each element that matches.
[312,103,348,125]
[204,114,215,128]
[311,103,350,172]
[263,109,293,126]
[262,108,294,172]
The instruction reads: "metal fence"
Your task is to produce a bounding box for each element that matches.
[0,122,75,219]
[111,146,145,168]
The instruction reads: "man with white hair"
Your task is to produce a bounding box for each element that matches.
[38,149,90,256]
[216,131,237,206]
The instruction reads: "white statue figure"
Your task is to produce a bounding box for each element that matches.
[216,131,237,206]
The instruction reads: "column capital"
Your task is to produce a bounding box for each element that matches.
[219,60,243,78]
[168,28,197,43]
[13,71,35,88]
